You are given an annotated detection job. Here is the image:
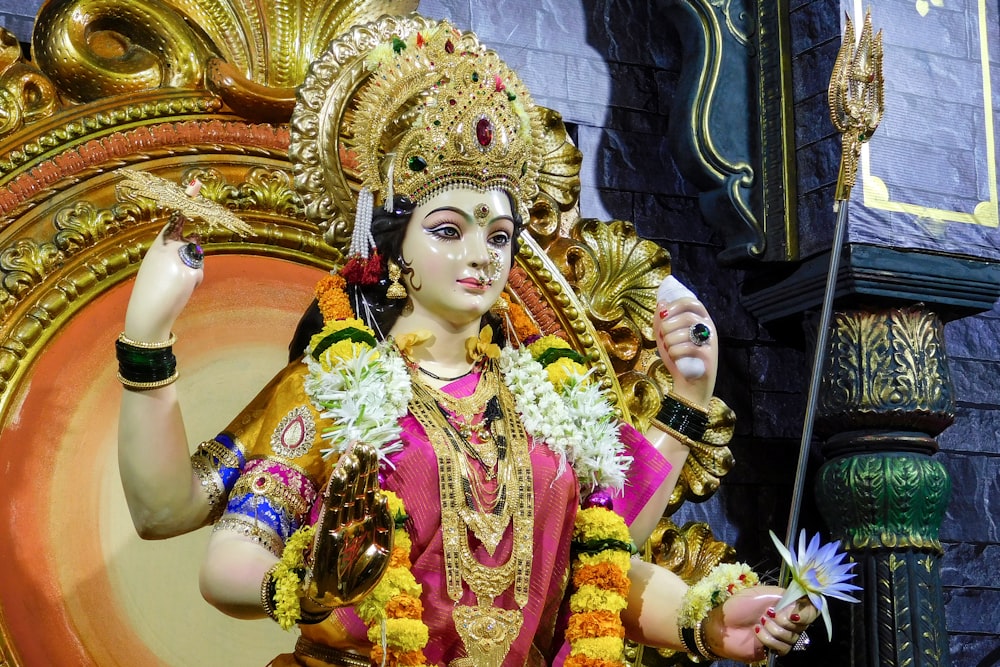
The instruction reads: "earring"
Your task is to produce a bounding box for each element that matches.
[490,295,509,314]
[386,261,407,300]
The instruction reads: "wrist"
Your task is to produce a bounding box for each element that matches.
[653,392,709,446]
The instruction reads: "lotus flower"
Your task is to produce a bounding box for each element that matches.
[769,530,861,641]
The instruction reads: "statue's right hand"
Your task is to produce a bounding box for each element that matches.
[123,212,204,341]
[305,443,393,609]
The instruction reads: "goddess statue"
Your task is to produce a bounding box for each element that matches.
[116,15,817,667]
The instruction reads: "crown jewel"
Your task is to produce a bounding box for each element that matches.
[348,24,541,217]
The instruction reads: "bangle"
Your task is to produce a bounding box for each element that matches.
[695,617,721,661]
[117,371,179,390]
[118,332,177,349]
[656,393,709,442]
[116,332,178,389]
[261,563,281,623]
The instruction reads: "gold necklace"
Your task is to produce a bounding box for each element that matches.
[407,362,533,667]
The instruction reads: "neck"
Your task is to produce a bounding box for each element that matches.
[389,311,484,375]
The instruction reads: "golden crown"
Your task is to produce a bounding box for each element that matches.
[290,15,554,248]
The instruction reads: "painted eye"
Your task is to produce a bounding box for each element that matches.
[489,231,511,246]
[429,225,460,239]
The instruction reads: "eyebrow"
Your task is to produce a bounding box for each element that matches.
[424,206,515,226]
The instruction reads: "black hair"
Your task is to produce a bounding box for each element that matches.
[288,193,525,361]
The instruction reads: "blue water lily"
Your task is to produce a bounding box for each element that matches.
[769,530,861,641]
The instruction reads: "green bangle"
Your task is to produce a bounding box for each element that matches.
[656,393,708,442]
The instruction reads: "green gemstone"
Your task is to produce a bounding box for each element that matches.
[408,155,427,171]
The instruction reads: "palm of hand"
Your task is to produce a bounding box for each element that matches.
[307,443,393,608]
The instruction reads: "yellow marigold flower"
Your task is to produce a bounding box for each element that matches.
[528,334,571,358]
[546,356,589,390]
[564,655,621,667]
[309,319,377,369]
[573,507,631,544]
[394,529,412,553]
[355,567,422,624]
[569,585,628,614]
[570,636,625,661]
[367,618,430,652]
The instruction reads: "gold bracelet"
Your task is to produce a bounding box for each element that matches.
[117,332,177,349]
[695,617,721,661]
[117,371,179,390]
[651,418,698,448]
[260,562,281,622]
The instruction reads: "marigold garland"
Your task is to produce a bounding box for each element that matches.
[353,490,432,666]
[677,562,759,630]
[270,524,317,630]
[315,273,353,322]
[567,506,635,666]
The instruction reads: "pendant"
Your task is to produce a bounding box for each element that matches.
[450,605,523,667]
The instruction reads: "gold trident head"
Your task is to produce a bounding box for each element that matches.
[828,9,884,204]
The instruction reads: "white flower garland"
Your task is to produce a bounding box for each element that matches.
[302,340,631,492]
[302,341,412,465]
[498,346,631,494]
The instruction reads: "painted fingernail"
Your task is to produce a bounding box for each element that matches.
[766,608,776,618]
[790,613,801,622]
[659,308,669,319]
[754,625,761,634]
[761,616,767,625]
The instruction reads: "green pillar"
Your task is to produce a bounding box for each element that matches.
[814,306,953,667]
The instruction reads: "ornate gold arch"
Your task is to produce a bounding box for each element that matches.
[0,2,735,665]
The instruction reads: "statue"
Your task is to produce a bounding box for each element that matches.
[115,16,818,666]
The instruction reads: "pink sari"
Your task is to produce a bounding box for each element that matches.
[330,372,671,666]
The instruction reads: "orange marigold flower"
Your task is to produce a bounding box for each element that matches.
[507,295,540,341]
[385,594,424,620]
[315,273,352,323]
[389,545,412,569]
[371,647,428,666]
[565,610,625,641]
[573,562,631,597]
[563,655,622,667]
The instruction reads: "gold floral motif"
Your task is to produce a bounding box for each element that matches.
[53,202,118,253]
[818,307,954,432]
[550,218,672,365]
[0,27,58,138]
[0,239,63,300]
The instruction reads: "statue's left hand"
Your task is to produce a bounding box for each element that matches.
[706,586,819,662]
[654,292,718,408]
[305,443,393,608]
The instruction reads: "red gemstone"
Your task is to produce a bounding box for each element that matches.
[476,117,493,147]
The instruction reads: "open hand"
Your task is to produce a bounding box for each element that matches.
[305,443,393,608]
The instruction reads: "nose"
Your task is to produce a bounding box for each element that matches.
[466,230,491,268]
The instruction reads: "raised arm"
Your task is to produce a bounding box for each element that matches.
[117,215,211,537]
[629,287,718,543]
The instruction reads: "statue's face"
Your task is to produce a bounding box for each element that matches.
[400,188,514,328]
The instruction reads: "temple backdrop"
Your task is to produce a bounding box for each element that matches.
[1,0,997,663]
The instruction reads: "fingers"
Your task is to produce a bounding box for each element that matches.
[756,600,817,656]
